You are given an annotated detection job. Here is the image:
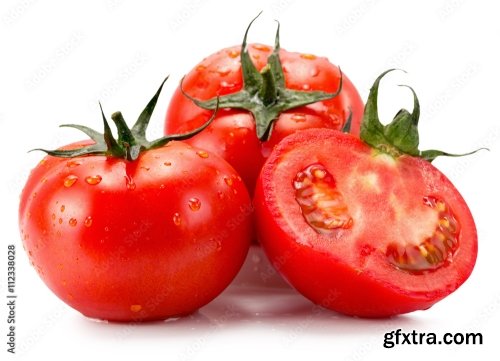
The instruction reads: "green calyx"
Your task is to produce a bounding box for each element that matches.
[180,12,343,141]
[33,77,218,161]
[361,69,486,162]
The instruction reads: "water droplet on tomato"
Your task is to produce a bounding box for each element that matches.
[130,305,142,312]
[224,176,233,187]
[217,67,231,77]
[252,44,270,51]
[188,198,201,211]
[196,150,209,158]
[310,67,320,77]
[84,216,93,228]
[69,218,77,227]
[291,113,306,123]
[293,163,353,234]
[221,81,236,89]
[300,53,316,60]
[302,84,311,90]
[85,175,102,185]
[67,160,82,168]
[173,212,181,226]
[125,175,136,190]
[164,161,172,166]
[64,175,78,187]
[228,50,240,58]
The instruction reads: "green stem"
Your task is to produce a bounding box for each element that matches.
[258,65,278,106]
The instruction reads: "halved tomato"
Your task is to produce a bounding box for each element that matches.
[254,70,479,317]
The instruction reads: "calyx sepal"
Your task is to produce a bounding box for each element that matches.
[33,77,219,161]
[180,12,343,141]
[361,69,486,162]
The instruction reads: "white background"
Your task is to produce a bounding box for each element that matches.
[1,0,499,360]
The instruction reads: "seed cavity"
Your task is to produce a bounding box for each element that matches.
[293,163,353,234]
[386,196,461,274]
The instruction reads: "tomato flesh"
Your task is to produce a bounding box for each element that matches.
[165,44,364,193]
[254,129,477,317]
[19,141,252,321]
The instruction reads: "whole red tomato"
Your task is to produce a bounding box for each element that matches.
[19,79,252,322]
[254,70,480,317]
[165,14,364,193]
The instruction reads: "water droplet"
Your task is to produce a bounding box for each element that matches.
[104,226,110,232]
[125,175,136,190]
[85,175,102,185]
[300,53,316,60]
[196,150,209,158]
[173,212,181,226]
[164,161,172,166]
[221,81,236,89]
[224,176,233,187]
[292,113,306,123]
[84,216,93,228]
[64,175,78,188]
[67,160,82,168]
[60,205,65,212]
[130,305,142,312]
[159,184,165,189]
[217,67,231,77]
[69,218,77,227]
[302,84,311,90]
[252,44,270,51]
[310,67,320,77]
[188,197,201,211]
[228,50,240,58]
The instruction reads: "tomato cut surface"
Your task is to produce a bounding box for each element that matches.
[254,129,477,317]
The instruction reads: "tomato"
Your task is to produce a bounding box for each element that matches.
[254,70,479,317]
[165,14,364,193]
[19,79,252,322]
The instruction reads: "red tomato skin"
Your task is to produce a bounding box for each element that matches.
[19,141,251,322]
[165,44,364,193]
[254,129,477,317]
